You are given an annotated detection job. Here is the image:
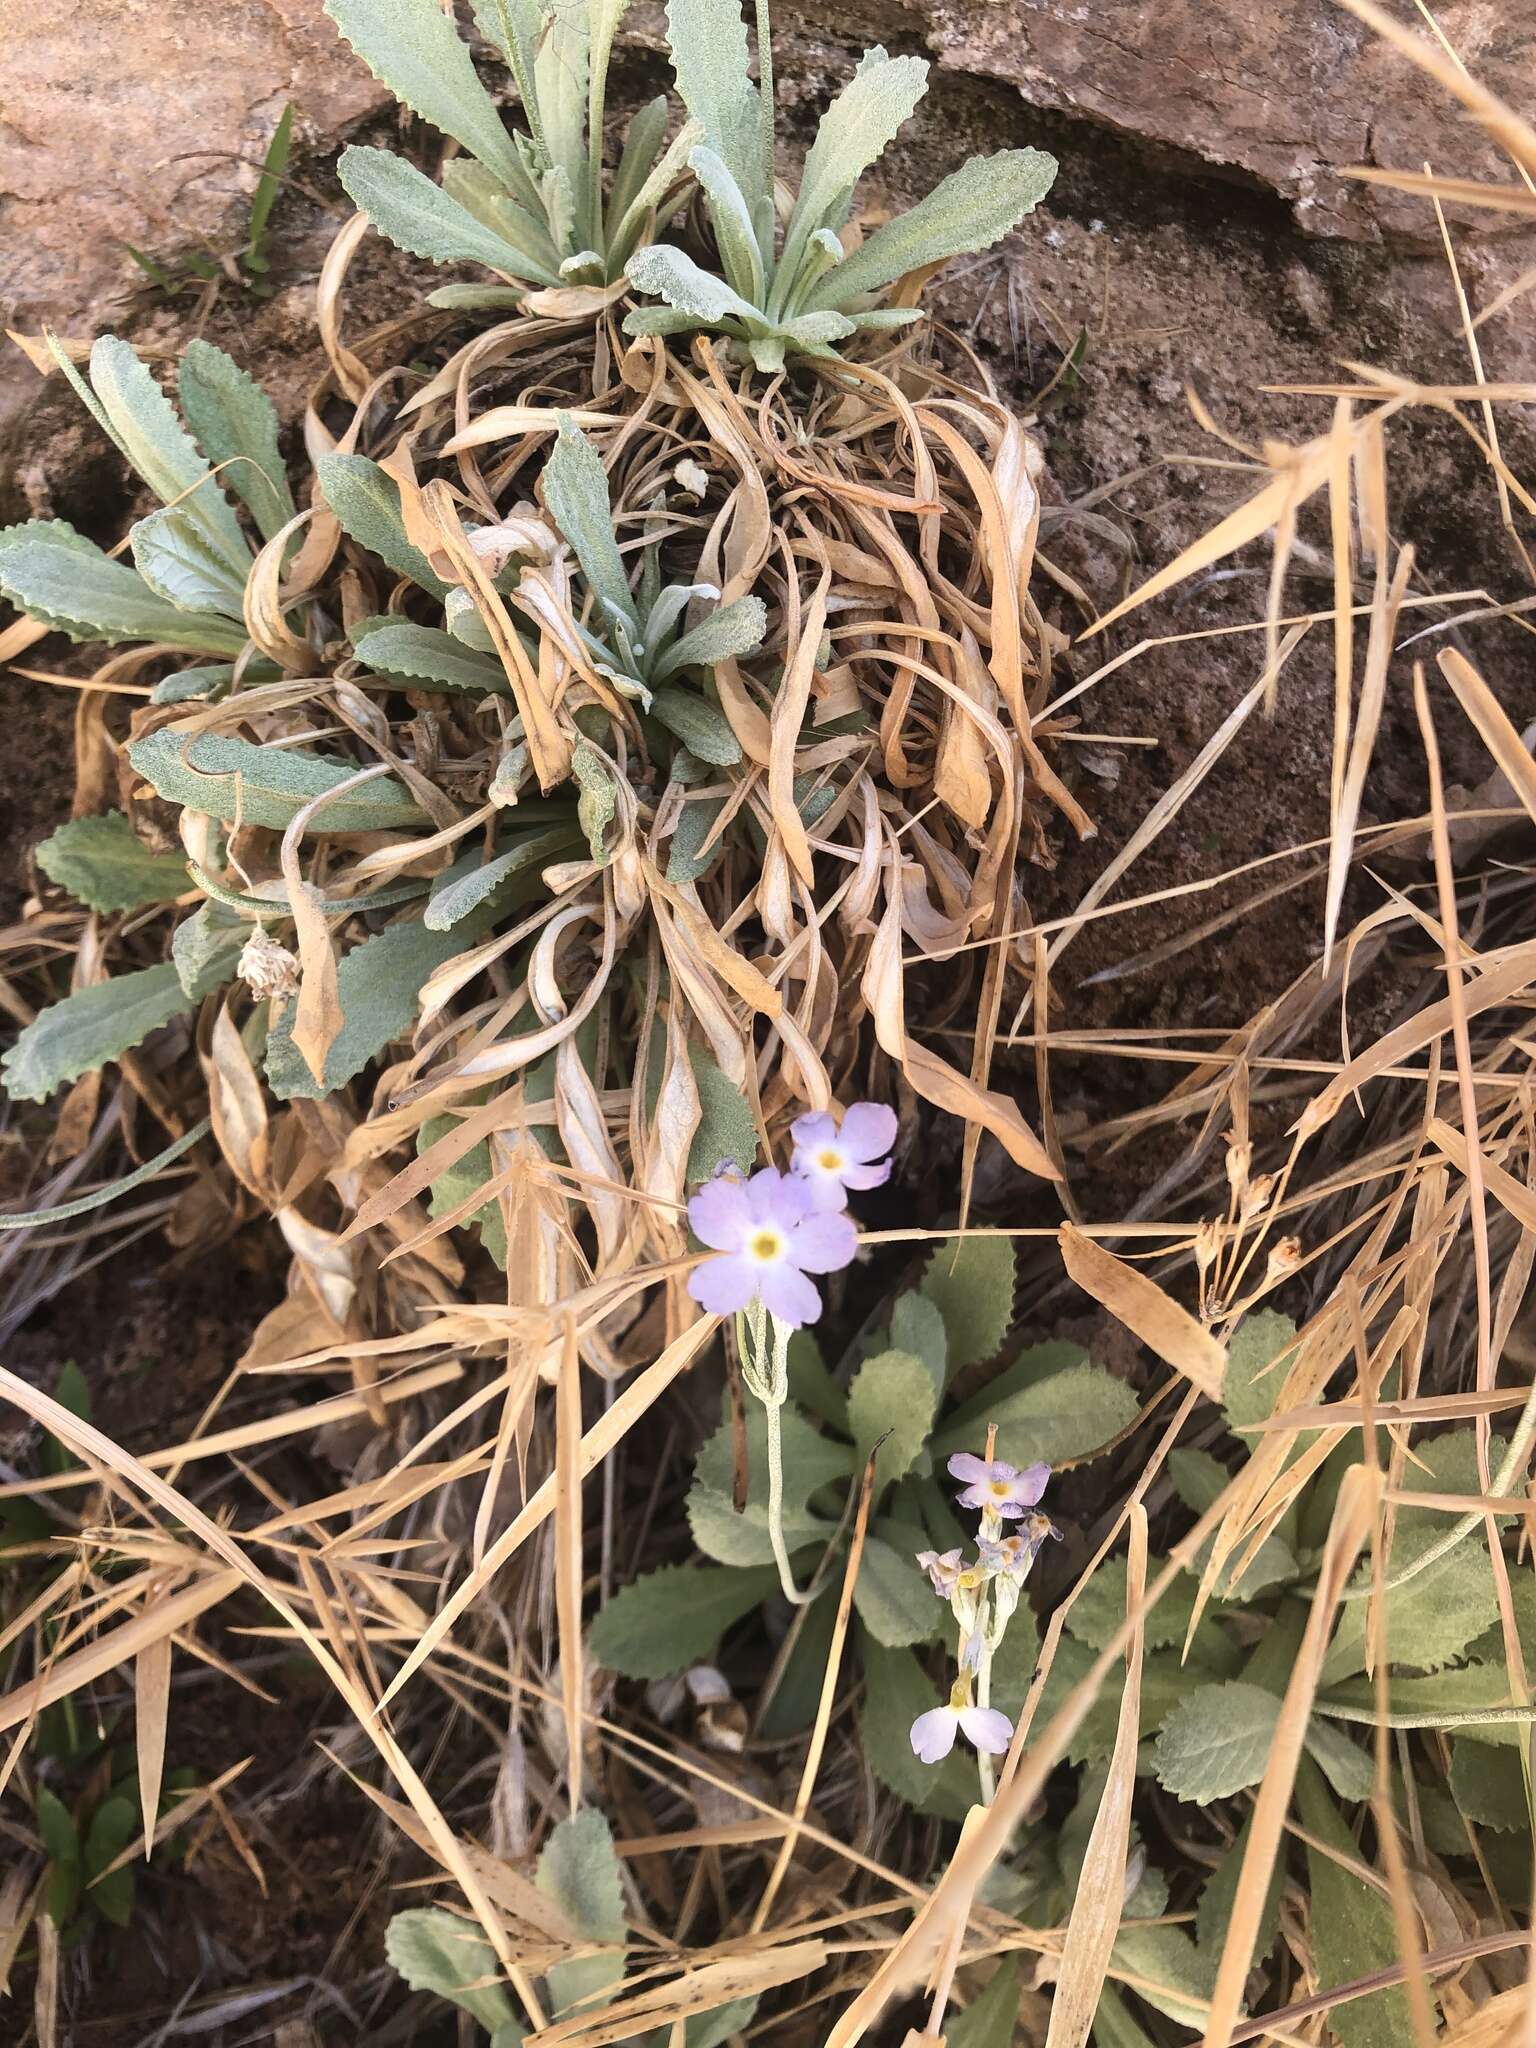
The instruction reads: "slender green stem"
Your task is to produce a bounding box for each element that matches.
[975,1634,996,1806]
[754,0,775,188]
[1313,1698,1536,1730]
[764,1393,812,1606]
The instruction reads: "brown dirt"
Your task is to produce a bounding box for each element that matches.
[3,48,1534,2040]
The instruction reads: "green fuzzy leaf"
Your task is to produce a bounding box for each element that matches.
[1108,1924,1213,2031]
[85,336,248,573]
[172,903,246,999]
[947,1959,1021,2048]
[338,145,557,282]
[667,792,728,883]
[439,156,563,275]
[688,145,766,305]
[858,1635,975,1819]
[1223,1309,1298,1432]
[757,1592,838,1739]
[1152,1680,1280,1804]
[1068,1555,1202,1654]
[544,416,636,630]
[653,595,768,681]
[686,1047,757,1181]
[573,740,619,862]
[687,1485,832,1566]
[36,1786,79,1867]
[1323,1432,1504,1684]
[316,452,451,598]
[1196,1808,1284,1966]
[804,148,1057,312]
[625,243,764,330]
[265,916,463,1099]
[663,0,763,198]
[678,1998,759,2048]
[1091,1985,1160,2048]
[847,1348,936,1494]
[938,1340,1088,1442]
[325,0,526,190]
[3,964,194,1103]
[852,1535,945,1647]
[887,1292,946,1395]
[1449,1740,1529,1833]
[152,662,236,705]
[649,688,742,766]
[781,50,929,288]
[1321,1661,1528,1750]
[176,339,296,543]
[419,1118,508,1267]
[0,520,248,652]
[128,727,428,834]
[695,1397,853,1507]
[919,1235,1014,1373]
[130,505,249,618]
[588,1562,778,1679]
[1296,1756,1416,2048]
[351,616,513,697]
[1304,1717,1375,1805]
[1170,1447,1298,1596]
[35,813,188,913]
[385,1908,517,2034]
[83,1794,138,1927]
[934,1363,1138,1470]
[786,1330,849,1429]
[537,1808,627,2019]
[423,827,575,932]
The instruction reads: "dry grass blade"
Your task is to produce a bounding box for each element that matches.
[1060,1225,1225,1400]
[134,1631,172,1854]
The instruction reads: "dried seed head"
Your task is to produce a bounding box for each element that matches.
[1265,1236,1303,1283]
[1241,1172,1276,1221]
[238,927,300,1000]
[1194,1218,1221,1275]
[1224,1135,1252,1197]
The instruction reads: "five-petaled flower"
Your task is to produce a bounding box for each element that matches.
[686,1167,857,1327]
[909,1679,1015,1764]
[789,1102,898,1213]
[916,1547,965,1597]
[977,1515,1058,1579]
[948,1453,1051,1520]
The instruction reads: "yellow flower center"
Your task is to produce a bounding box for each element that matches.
[988,1480,1013,1499]
[816,1147,844,1171]
[748,1228,785,1263]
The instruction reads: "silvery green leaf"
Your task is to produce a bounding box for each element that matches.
[667,792,727,883]
[1067,1556,1203,1654]
[445,587,497,649]
[686,1044,756,1180]
[130,507,249,619]
[918,1234,1015,1373]
[779,50,928,292]
[663,0,763,198]
[176,339,296,543]
[423,827,577,930]
[805,147,1057,312]
[152,663,235,706]
[694,1395,852,1507]
[470,0,545,152]
[649,689,741,766]
[946,1961,1023,2048]
[85,338,248,576]
[1303,1717,1374,1804]
[608,114,701,266]
[128,728,428,834]
[682,2000,760,2048]
[530,1,590,240]
[325,0,526,192]
[315,452,451,599]
[1152,1680,1280,1804]
[889,1292,946,1394]
[337,146,558,284]
[1168,1448,1298,1596]
[780,309,857,350]
[852,1535,944,1647]
[1296,1758,1412,2048]
[621,305,711,338]
[536,1810,626,2019]
[652,594,767,680]
[1107,1927,1213,2032]
[1449,1740,1527,1833]
[1223,1308,1297,1432]
[746,334,788,374]
[624,243,763,330]
[384,1909,517,2036]
[848,1348,936,1494]
[36,813,188,913]
[425,283,527,311]
[572,740,619,862]
[350,616,512,697]
[847,306,924,331]
[172,903,246,999]
[589,1564,776,1682]
[688,145,765,305]
[933,1363,1138,1470]
[688,1484,831,1566]
[542,416,636,630]
[265,916,464,1099]
[609,94,672,223]
[441,157,564,275]
[420,1115,508,1266]
[0,521,248,653]
[1196,1810,1283,1966]
[2,964,194,1103]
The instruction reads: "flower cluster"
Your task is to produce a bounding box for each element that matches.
[684,1102,896,1329]
[909,1453,1059,1777]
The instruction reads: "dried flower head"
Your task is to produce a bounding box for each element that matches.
[238,927,300,1000]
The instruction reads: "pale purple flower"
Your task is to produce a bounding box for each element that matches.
[909,1696,1015,1765]
[978,1514,1058,1580]
[948,1453,1051,1520]
[686,1167,857,1328]
[789,1101,897,1213]
[916,1547,964,1597]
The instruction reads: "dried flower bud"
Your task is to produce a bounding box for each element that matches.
[1193,1219,1220,1276]
[238,927,300,999]
[1265,1236,1303,1283]
[1240,1173,1275,1222]
[1224,1136,1252,1197]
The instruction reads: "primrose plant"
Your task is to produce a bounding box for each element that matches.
[685,1101,894,1603]
[625,0,1059,369]
[328,0,699,305]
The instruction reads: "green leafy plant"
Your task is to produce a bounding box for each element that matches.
[328,0,698,304]
[386,1813,757,2043]
[622,0,1058,369]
